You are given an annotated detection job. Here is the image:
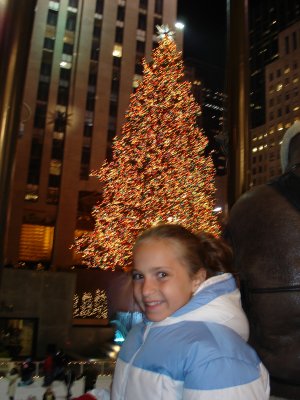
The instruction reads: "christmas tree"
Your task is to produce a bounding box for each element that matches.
[74,26,219,270]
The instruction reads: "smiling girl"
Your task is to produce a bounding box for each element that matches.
[75,224,270,400]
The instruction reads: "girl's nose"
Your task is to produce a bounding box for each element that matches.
[142,278,156,297]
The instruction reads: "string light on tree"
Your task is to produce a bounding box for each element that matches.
[73,290,108,319]
[74,26,219,270]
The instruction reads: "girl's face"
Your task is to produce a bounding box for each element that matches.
[132,238,205,322]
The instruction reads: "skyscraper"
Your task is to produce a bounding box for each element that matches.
[249,0,300,128]
[5,0,181,268]
[249,20,300,187]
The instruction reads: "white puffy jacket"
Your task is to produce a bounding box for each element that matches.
[88,273,270,400]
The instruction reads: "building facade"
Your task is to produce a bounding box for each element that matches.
[5,0,181,268]
[249,0,300,128]
[249,21,300,187]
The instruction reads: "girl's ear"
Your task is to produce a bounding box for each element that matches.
[192,268,206,293]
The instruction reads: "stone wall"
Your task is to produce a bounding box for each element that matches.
[0,268,114,359]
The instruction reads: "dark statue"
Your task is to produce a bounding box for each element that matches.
[226,121,300,399]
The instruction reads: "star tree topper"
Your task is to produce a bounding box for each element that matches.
[156,24,175,41]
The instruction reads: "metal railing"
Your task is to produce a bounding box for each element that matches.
[0,358,116,378]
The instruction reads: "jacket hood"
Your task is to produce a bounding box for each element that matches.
[154,273,249,341]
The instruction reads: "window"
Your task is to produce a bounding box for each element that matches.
[69,0,79,7]
[109,101,118,117]
[136,40,145,54]
[113,56,121,67]
[117,5,125,21]
[292,31,297,50]
[91,41,100,60]
[47,9,58,26]
[66,11,77,31]
[88,73,97,86]
[60,67,71,82]
[86,95,95,112]
[269,72,273,82]
[84,123,93,137]
[34,104,47,128]
[48,174,61,188]
[112,44,122,58]
[37,82,49,102]
[49,159,62,175]
[63,42,73,55]
[51,141,64,160]
[138,13,147,30]
[93,25,102,38]
[155,0,163,14]
[115,27,123,43]
[285,36,289,54]
[81,146,91,164]
[276,68,281,77]
[19,225,54,260]
[111,78,120,95]
[47,187,59,204]
[80,147,91,180]
[44,37,55,50]
[95,0,104,14]
[57,86,69,105]
[153,17,162,34]
[135,62,143,75]
[40,62,52,77]
[139,0,148,9]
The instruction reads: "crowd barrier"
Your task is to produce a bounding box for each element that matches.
[0,360,115,399]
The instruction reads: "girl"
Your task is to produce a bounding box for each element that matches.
[76,224,270,400]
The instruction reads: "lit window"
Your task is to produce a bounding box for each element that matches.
[276,83,283,91]
[19,224,54,261]
[132,74,142,88]
[252,147,258,152]
[60,61,72,69]
[112,44,122,57]
[277,123,283,131]
[49,1,60,11]
[50,160,62,175]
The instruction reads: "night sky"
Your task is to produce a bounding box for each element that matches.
[177,1,227,85]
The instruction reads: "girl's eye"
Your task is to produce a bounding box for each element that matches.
[132,272,143,281]
[158,271,168,278]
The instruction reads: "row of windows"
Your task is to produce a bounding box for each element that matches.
[268,61,298,81]
[269,87,299,106]
[252,166,281,178]
[269,76,299,94]
[269,105,300,120]
[47,9,77,32]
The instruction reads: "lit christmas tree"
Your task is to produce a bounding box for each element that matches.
[74,26,219,270]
